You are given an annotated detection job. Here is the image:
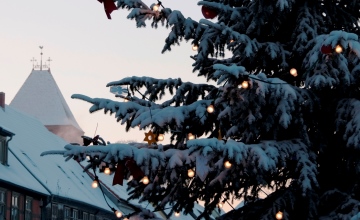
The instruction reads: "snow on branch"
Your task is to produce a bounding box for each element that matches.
[304,30,360,89]
[107,76,182,101]
[335,98,360,149]
[42,138,317,196]
[107,76,216,106]
[115,0,203,52]
[71,93,214,134]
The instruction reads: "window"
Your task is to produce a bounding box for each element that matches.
[83,212,89,220]
[0,189,6,220]
[52,203,58,220]
[64,207,70,220]
[0,136,7,165]
[72,209,78,220]
[25,196,32,220]
[11,193,19,220]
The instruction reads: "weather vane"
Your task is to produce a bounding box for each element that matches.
[30,57,37,69]
[32,46,51,70]
[47,57,52,68]
[39,46,44,70]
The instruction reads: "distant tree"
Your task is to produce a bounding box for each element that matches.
[43,0,360,219]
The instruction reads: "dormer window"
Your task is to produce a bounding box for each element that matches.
[0,136,7,165]
[0,127,15,165]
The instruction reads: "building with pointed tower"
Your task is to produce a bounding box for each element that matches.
[2,47,214,220]
[9,47,84,144]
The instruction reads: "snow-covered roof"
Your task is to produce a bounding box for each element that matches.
[0,105,117,212]
[0,149,50,195]
[10,69,82,131]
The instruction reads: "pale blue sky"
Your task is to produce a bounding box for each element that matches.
[0,0,207,143]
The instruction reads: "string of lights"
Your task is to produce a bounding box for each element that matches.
[91,168,124,218]
[91,162,190,219]
[91,143,294,219]
[152,0,164,11]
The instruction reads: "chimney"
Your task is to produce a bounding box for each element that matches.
[0,92,5,108]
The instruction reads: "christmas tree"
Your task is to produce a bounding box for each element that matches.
[42,0,360,219]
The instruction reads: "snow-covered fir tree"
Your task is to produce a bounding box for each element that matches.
[42,0,360,219]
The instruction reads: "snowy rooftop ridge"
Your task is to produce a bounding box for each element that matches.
[0,104,118,212]
[10,69,82,131]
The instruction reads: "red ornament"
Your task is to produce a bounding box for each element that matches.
[320,45,333,54]
[98,0,117,19]
[112,160,125,186]
[201,5,218,19]
[125,158,145,181]
[112,158,145,186]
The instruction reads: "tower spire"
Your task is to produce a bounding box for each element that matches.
[39,46,43,71]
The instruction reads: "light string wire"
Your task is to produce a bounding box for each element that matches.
[92,168,121,217]
[93,154,291,217]
[133,87,153,119]
[93,146,293,214]
[156,0,164,9]
[92,165,185,219]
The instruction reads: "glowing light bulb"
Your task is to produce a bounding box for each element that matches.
[230,39,234,43]
[241,81,249,89]
[192,44,198,51]
[224,160,232,169]
[289,68,298,77]
[275,211,283,220]
[158,134,164,141]
[104,167,111,175]
[92,179,99,188]
[142,176,150,185]
[174,212,180,217]
[207,104,215,113]
[335,45,343,53]
[218,202,224,208]
[188,133,195,140]
[115,210,122,218]
[187,169,195,178]
[153,4,160,11]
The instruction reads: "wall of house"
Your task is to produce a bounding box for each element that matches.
[5,190,10,220]
[44,202,114,220]
[2,188,42,220]
[1,186,114,220]
[33,200,42,220]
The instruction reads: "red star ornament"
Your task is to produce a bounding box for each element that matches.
[98,0,117,19]
[144,130,157,145]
